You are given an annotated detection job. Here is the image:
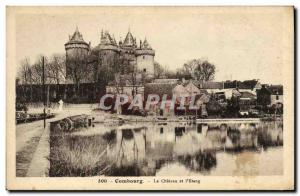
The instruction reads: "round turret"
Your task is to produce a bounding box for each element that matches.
[65,27,90,81]
[135,38,155,76]
[65,27,90,52]
[93,30,120,73]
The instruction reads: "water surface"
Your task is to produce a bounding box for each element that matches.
[50,120,283,176]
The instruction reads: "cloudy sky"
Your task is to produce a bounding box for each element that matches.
[14,7,292,84]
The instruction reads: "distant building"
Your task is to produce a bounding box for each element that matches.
[239,91,257,111]
[268,85,283,105]
[144,82,177,100]
[199,81,224,94]
[224,80,261,96]
[144,82,177,116]
[257,85,283,107]
[194,93,210,117]
[106,85,144,98]
[153,79,179,84]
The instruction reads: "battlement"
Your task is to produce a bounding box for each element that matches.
[135,48,155,56]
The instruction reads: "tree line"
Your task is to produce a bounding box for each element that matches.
[154,58,216,82]
[17,54,66,85]
[17,52,217,104]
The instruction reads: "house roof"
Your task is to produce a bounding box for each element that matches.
[184,81,201,94]
[199,89,209,95]
[232,89,242,97]
[239,80,259,89]
[257,85,283,95]
[195,93,210,104]
[173,84,189,97]
[240,91,256,99]
[200,81,223,89]
[144,83,177,98]
[181,80,201,88]
[153,79,179,84]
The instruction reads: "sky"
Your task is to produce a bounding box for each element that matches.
[14,7,291,84]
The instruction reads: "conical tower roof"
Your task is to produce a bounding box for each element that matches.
[123,30,135,47]
[70,26,85,42]
[112,35,117,45]
[100,30,116,45]
[65,26,89,51]
[96,29,119,51]
[136,37,155,56]
[142,37,152,49]
[66,26,88,46]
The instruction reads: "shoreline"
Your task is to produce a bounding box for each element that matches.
[91,113,282,124]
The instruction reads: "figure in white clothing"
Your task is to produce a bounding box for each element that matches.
[58,99,64,112]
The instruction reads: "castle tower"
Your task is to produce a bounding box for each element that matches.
[65,26,90,81]
[135,37,155,76]
[96,30,120,73]
[120,30,137,68]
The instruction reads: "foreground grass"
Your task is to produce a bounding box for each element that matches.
[49,133,111,177]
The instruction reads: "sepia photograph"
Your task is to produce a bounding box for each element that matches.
[6,6,294,190]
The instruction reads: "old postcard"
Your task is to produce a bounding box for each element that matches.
[6,6,294,190]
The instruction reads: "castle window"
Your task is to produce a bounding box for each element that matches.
[143,68,146,72]
[160,127,163,134]
[143,56,145,59]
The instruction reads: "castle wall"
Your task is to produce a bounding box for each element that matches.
[99,49,119,71]
[66,47,88,60]
[122,51,136,64]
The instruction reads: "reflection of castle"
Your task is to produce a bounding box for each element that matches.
[65,27,155,83]
[103,122,283,176]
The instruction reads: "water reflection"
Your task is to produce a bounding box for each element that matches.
[52,121,283,176]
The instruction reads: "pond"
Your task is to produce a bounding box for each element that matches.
[49,120,283,177]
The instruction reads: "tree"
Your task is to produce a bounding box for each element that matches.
[183,61,197,76]
[18,57,33,85]
[174,68,193,80]
[18,57,33,102]
[31,55,49,85]
[66,51,91,87]
[66,50,95,101]
[182,59,216,81]
[154,61,164,79]
[47,54,66,85]
[206,94,223,117]
[226,96,240,117]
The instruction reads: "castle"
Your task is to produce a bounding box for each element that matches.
[65,27,155,84]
